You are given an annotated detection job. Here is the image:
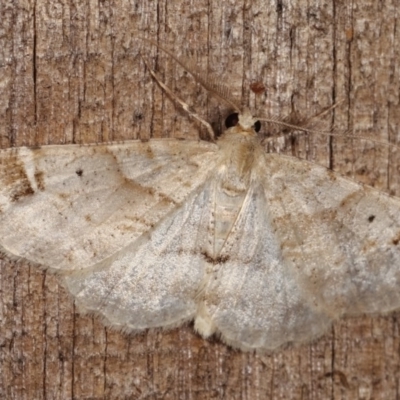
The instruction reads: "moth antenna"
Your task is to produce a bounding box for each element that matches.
[257,116,332,135]
[305,100,345,122]
[141,37,241,112]
[260,116,400,151]
[255,101,344,133]
[140,54,216,141]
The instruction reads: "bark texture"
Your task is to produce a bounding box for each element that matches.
[1,0,400,399]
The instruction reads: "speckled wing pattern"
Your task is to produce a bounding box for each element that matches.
[198,147,400,350]
[0,140,218,271]
[1,129,400,351]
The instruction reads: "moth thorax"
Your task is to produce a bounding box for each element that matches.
[219,136,256,195]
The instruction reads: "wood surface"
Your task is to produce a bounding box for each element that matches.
[1,0,400,398]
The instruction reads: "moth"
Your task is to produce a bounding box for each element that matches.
[1,42,400,352]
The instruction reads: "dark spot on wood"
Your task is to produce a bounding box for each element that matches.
[357,167,367,176]
[345,28,354,41]
[76,168,83,177]
[368,215,375,223]
[323,370,350,389]
[250,81,266,94]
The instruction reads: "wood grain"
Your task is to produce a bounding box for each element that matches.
[1,0,400,398]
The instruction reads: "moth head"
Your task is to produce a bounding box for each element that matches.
[225,108,261,135]
[140,39,263,139]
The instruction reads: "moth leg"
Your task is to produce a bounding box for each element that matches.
[140,55,216,141]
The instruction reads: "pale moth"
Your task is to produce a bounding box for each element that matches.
[1,44,400,352]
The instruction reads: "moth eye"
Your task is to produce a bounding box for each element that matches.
[225,113,239,128]
[225,113,261,133]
